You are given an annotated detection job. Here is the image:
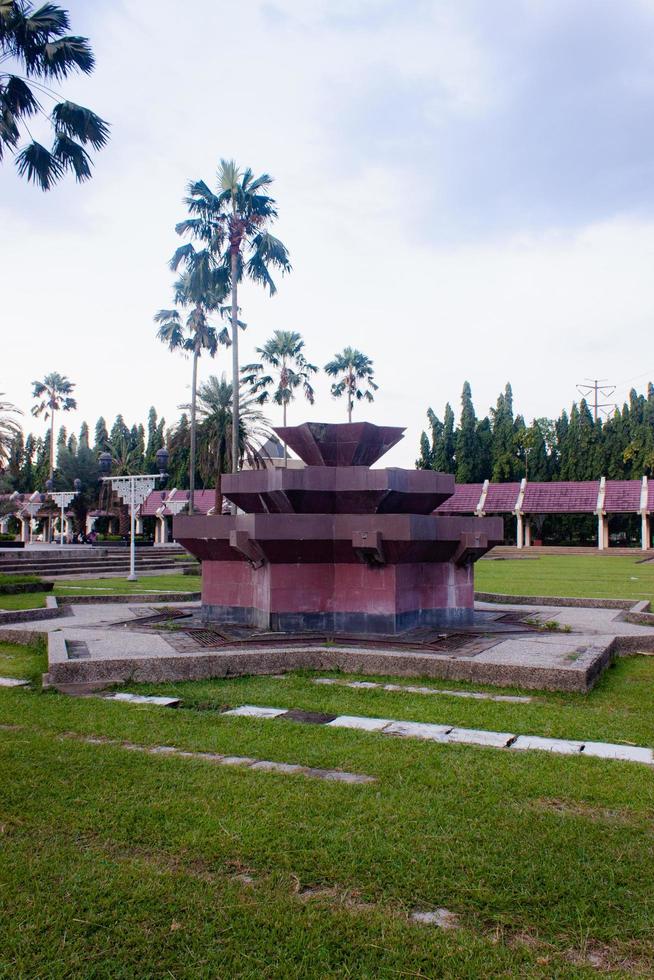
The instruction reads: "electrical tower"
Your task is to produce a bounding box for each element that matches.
[576,378,616,421]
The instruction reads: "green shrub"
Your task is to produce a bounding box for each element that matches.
[0,574,53,595]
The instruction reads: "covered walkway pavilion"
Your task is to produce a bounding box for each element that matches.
[436,477,654,550]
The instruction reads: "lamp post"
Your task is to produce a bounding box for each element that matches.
[98,448,169,582]
[45,479,82,546]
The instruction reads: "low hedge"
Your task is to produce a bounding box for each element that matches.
[0,574,53,595]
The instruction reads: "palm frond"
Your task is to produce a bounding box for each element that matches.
[51,101,109,148]
[15,139,63,188]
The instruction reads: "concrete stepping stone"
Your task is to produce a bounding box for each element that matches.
[446,727,515,748]
[0,677,29,687]
[56,732,376,782]
[581,742,654,764]
[312,677,531,703]
[327,715,393,732]
[104,693,180,707]
[383,721,452,741]
[222,705,288,718]
[511,735,585,755]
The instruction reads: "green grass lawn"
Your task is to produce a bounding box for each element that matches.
[477,554,654,602]
[2,639,654,977]
[53,573,201,596]
[0,592,47,611]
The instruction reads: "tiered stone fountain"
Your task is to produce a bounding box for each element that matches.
[174,422,503,633]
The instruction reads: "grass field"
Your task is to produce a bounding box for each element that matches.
[2,638,654,977]
[53,573,201,595]
[477,554,654,602]
[0,592,47,610]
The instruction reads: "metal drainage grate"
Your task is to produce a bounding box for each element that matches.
[66,640,91,660]
[186,628,228,648]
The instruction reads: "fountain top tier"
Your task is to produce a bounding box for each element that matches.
[273,421,405,467]
[219,422,451,515]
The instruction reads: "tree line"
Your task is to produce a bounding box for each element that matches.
[417,381,654,483]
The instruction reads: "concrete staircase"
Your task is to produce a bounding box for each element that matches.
[0,545,199,579]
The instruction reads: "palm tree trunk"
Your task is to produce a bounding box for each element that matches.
[283,398,288,467]
[189,350,198,514]
[214,445,223,516]
[49,410,55,482]
[347,366,353,423]
[230,248,239,476]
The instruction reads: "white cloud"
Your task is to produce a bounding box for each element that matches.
[2,0,654,472]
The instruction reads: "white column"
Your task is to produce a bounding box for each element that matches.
[516,512,524,549]
[128,479,137,581]
[524,521,532,547]
[598,513,609,550]
[642,513,651,551]
[20,516,30,542]
[135,517,144,535]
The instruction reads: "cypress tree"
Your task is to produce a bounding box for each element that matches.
[455,382,479,483]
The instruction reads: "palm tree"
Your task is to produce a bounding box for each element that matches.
[31,372,76,480]
[193,374,274,514]
[242,330,317,464]
[0,394,22,469]
[324,348,378,422]
[177,160,291,473]
[0,1,109,189]
[155,238,231,513]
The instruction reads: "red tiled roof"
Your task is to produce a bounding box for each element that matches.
[484,483,521,512]
[139,489,215,516]
[523,481,599,514]
[436,483,483,514]
[604,481,642,513]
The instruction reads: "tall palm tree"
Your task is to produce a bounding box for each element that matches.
[193,374,274,514]
[324,348,378,422]
[155,239,231,513]
[0,1,109,189]
[31,372,76,480]
[242,330,317,464]
[177,160,291,473]
[0,393,22,469]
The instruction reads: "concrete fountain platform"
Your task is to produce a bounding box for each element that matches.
[3,596,654,693]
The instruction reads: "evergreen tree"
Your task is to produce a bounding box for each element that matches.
[455,382,480,483]
[79,422,90,449]
[490,384,518,481]
[20,435,35,492]
[435,404,456,473]
[94,416,109,453]
[7,431,23,486]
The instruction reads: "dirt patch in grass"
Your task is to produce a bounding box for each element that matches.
[532,796,642,826]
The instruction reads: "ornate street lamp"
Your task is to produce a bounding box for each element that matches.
[98,448,169,581]
[44,478,83,546]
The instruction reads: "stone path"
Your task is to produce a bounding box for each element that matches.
[222,704,654,766]
[0,676,29,687]
[3,596,654,692]
[311,677,532,702]
[52,731,376,783]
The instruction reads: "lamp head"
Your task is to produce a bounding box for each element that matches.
[98,452,112,476]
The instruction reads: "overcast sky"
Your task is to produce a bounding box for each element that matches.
[3,0,654,467]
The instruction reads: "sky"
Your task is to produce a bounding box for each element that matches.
[2,0,654,467]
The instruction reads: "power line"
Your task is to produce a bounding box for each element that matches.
[576,378,616,422]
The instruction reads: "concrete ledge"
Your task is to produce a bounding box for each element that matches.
[43,642,615,693]
[56,592,200,605]
[474,591,647,610]
[0,600,68,625]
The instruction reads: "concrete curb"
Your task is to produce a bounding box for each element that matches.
[42,642,614,693]
[56,592,200,605]
[474,591,649,611]
[0,594,67,626]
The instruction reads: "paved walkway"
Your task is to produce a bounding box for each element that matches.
[3,598,654,692]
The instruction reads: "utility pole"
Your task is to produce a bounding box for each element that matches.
[576,378,616,422]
